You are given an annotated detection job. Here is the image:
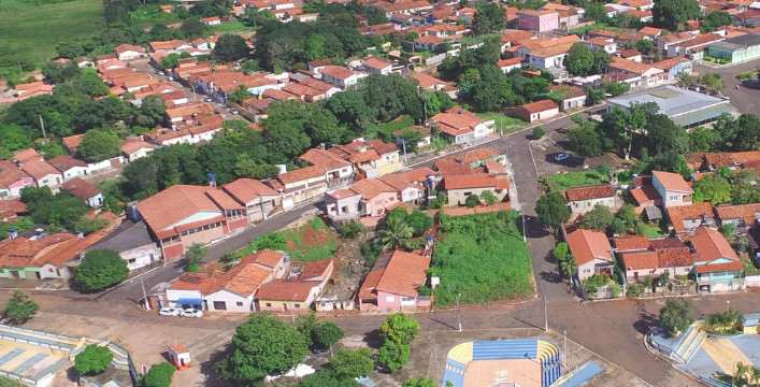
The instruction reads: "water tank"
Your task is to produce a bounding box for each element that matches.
[127,201,141,222]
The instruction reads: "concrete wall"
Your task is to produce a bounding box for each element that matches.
[204,290,254,312]
[121,243,161,271]
[569,197,616,214]
[447,187,508,207]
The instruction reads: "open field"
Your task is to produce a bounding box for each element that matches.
[547,170,610,190]
[0,0,104,69]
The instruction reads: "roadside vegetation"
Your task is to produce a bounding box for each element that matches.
[431,211,533,306]
[248,218,338,262]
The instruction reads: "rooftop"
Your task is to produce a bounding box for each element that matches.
[607,86,735,127]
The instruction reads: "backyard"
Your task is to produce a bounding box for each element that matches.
[547,169,610,190]
[476,112,525,134]
[431,211,534,306]
[0,0,104,70]
[247,217,338,262]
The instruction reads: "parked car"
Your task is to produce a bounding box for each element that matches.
[554,153,570,162]
[159,307,181,317]
[181,308,203,318]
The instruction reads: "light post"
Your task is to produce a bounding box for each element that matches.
[727,300,731,313]
[456,293,462,332]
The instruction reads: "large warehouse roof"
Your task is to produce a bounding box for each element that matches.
[607,86,736,127]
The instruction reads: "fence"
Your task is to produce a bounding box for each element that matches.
[745,275,760,287]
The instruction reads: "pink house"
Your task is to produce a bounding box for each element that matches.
[326,178,400,221]
[517,9,559,33]
[358,250,431,313]
[0,161,35,199]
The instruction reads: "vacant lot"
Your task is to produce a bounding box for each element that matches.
[0,0,104,69]
[548,170,610,190]
[248,217,338,262]
[432,211,534,306]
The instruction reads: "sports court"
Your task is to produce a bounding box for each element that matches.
[0,324,83,386]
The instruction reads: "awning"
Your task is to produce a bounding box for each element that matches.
[175,298,202,307]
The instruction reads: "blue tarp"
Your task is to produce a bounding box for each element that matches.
[175,298,202,307]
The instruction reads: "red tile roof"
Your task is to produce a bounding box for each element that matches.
[222,178,278,204]
[61,178,100,200]
[518,99,558,114]
[691,227,738,262]
[614,235,650,252]
[443,174,509,190]
[564,185,615,201]
[666,202,715,233]
[653,170,692,193]
[566,229,612,265]
[255,280,319,302]
[375,250,430,297]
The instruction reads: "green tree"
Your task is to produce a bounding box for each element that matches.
[465,194,481,208]
[380,313,419,345]
[378,340,410,373]
[215,314,308,384]
[185,244,205,272]
[329,348,374,379]
[299,370,359,387]
[688,126,721,152]
[567,119,602,157]
[180,18,207,39]
[141,362,176,387]
[74,345,113,376]
[379,216,415,250]
[214,34,249,62]
[472,2,505,35]
[405,210,433,235]
[659,298,695,336]
[532,126,546,139]
[536,190,571,233]
[74,250,129,292]
[77,130,121,162]
[403,378,436,387]
[652,0,701,30]
[581,205,615,231]
[565,43,595,76]
[635,39,655,55]
[702,11,732,32]
[312,321,344,351]
[692,174,732,205]
[3,290,38,325]
[480,190,498,205]
[701,73,723,92]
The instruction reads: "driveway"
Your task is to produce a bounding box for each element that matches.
[694,59,760,115]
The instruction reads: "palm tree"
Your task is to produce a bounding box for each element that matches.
[379,216,414,251]
[750,366,760,386]
[734,362,749,386]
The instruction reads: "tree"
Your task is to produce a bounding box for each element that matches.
[329,348,374,379]
[581,205,615,231]
[380,313,419,345]
[692,175,732,205]
[536,190,571,233]
[300,370,360,387]
[701,73,723,92]
[532,126,546,139]
[480,190,498,205]
[160,53,181,70]
[378,340,410,373]
[583,1,607,21]
[74,250,129,292]
[379,216,415,250]
[215,314,308,384]
[652,0,701,31]
[635,39,655,56]
[465,194,481,208]
[659,298,695,336]
[214,34,249,62]
[141,363,176,387]
[77,130,122,162]
[185,244,205,272]
[405,210,433,235]
[472,2,505,35]
[702,11,732,32]
[3,290,38,325]
[567,119,602,157]
[312,321,344,351]
[553,242,577,278]
[565,43,595,76]
[403,378,436,387]
[689,126,721,152]
[74,345,113,376]
[180,18,207,39]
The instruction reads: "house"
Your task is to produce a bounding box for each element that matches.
[362,56,394,75]
[566,228,614,281]
[166,250,289,312]
[327,139,403,178]
[619,48,643,62]
[585,37,618,54]
[393,126,432,151]
[114,44,146,61]
[707,33,760,64]
[549,85,586,111]
[48,155,88,181]
[716,203,760,230]
[0,229,109,280]
[447,148,506,169]
[690,227,744,292]
[137,185,248,260]
[0,200,27,222]
[652,57,693,83]
[222,178,281,223]
[517,9,559,32]
[666,202,716,235]
[299,148,355,187]
[0,161,34,199]
[268,166,328,210]
[409,71,458,98]
[564,185,617,214]
[508,99,559,123]
[514,35,580,70]
[616,236,693,282]
[430,108,494,144]
[90,220,161,271]
[443,174,509,206]
[358,250,431,313]
[318,65,367,89]
[62,134,85,154]
[639,26,663,40]
[325,178,399,221]
[379,167,435,204]
[652,170,692,208]
[61,178,103,208]
[201,16,222,26]
[541,2,582,30]
[121,139,156,162]
[608,57,666,89]
[498,57,523,74]
[15,152,63,190]
[255,259,334,313]
[666,33,724,59]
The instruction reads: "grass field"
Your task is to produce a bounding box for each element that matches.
[0,0,104,69]
[247,217,338,262]
[476,112,526,133]
[548,170,610,191]
[211,21,252,34]
[129,4,181,28]
[432,211,534,306]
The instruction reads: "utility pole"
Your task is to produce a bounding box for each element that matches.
[140,279,150,311]
[38,115,47,139]
[544,295,549,332]
[563,329,567,369]
[456,293,462,332]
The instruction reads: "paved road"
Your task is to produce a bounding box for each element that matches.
[99,201,320,303]
[695,60,760,115]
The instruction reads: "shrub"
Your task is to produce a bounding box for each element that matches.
[378,340,410,373]
[659,299,695,337]
[465,194,480,208]
[532,126,546,139]
[74,345,113,376]
[2,290,38,325]
[339,221,365,239]
[74,250,129,292]
[311,321,344,351]
[329,348,374,379]
[141,362,176,387]
[626,283,644,298]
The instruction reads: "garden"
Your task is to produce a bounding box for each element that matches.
[248,218,338,262]
[430,211,534,306]
[547,168,611,191]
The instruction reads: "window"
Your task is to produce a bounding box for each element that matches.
[236,302,243,307]
[213,301,227,310]
[266,303,272,307]
[128,259,137,264]
[294,304,300,308]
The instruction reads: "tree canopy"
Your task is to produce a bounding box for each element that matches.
[473,2,505,35]
[77,130,122,162]
[564,43,610,76]
[141,363,176,387]
[74,345,113,376]
[328,348,375,379]
[214,34,249,62]
[536,190,571,232]
[3,290,38,325]
[659,298,695,336]
[652,0,701,30]
[74,249,129,292]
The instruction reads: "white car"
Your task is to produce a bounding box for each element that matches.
[159,307,181,317]
[181,308,203,318]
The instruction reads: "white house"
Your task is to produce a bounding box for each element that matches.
[652,170,693,208]
[318,65,367,89]
[90,221,162,271]
[564,185,617,214]
[566,229,615,281]
[430,108,494,144]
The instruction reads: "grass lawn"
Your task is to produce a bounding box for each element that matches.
[372,115,415,139]
[247,217,338,262]
[129,4,181,28]
[211,21,252,34]
[476,112,526,133]
[432,211,534,306]
[548,170,610,191]
[0,0,104,69]
[641,223,664,239]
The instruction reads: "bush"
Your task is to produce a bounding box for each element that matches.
[74,250,129,292]
[311,321,344,351]
[380,313,420,345]
[141,363,176,387]
[329,348,374,379]
[2,290,38,325]
[532,126,546,139]
[74,345,113,376]
[339,221,365,239]
[465,194,480,208]
[626,283,644,298]
[378,340,410,373]
[660,299,695,337]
